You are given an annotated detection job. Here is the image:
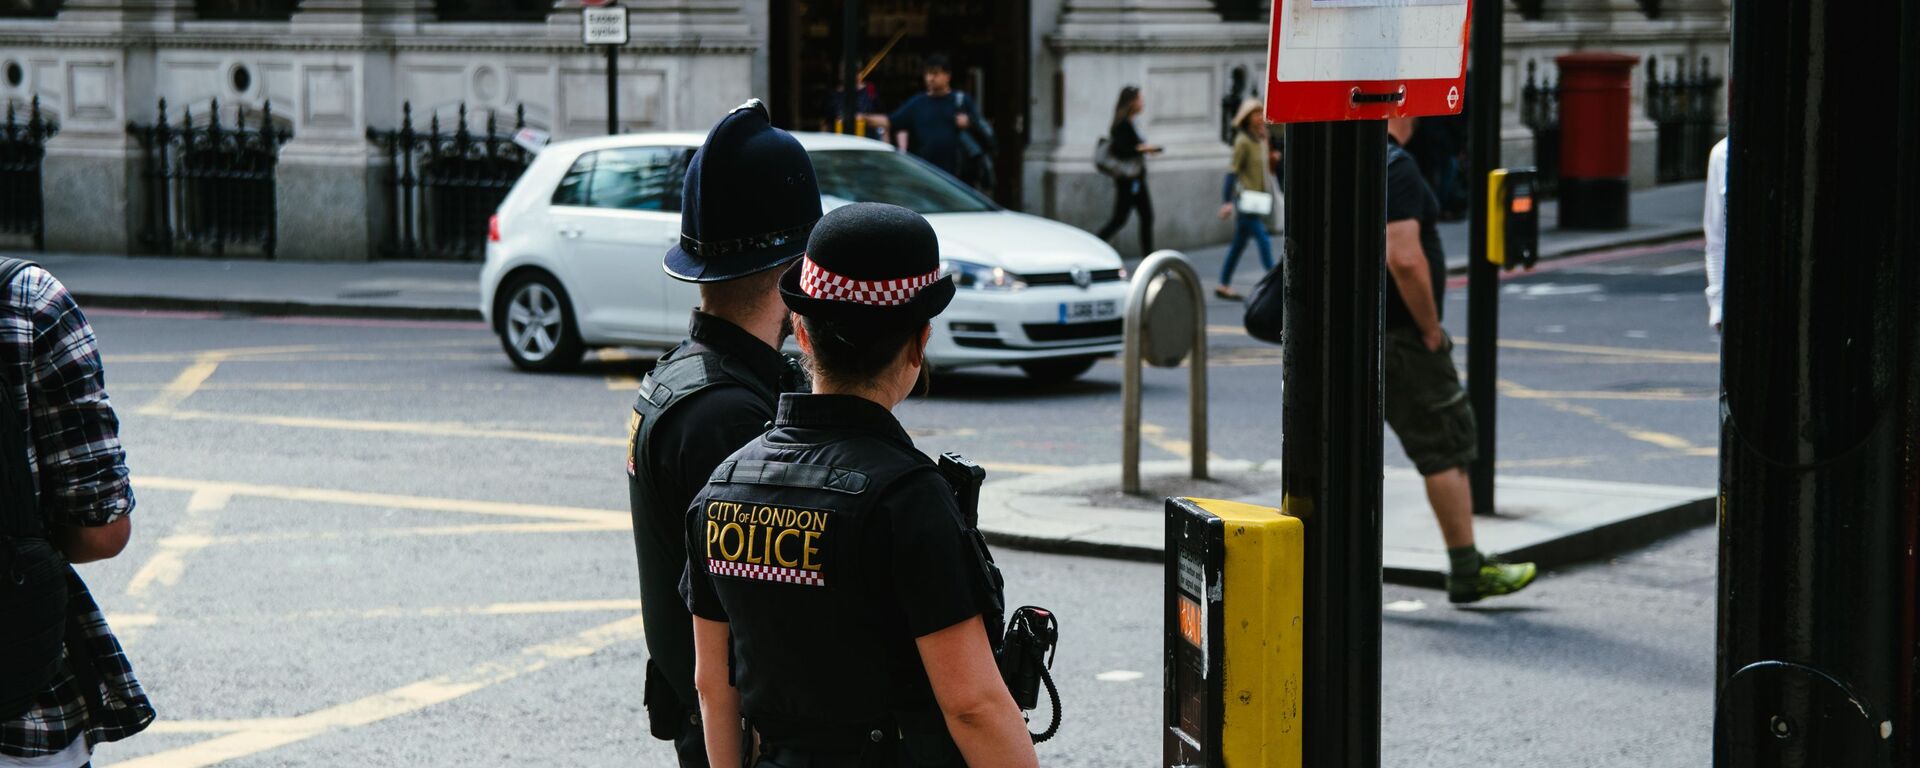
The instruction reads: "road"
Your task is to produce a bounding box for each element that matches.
[80,242,1719,766]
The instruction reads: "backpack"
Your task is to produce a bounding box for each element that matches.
[0,257,72,721]
[1242,260,1285,344]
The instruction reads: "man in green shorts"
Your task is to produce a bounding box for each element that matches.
[1384,117,1537,604]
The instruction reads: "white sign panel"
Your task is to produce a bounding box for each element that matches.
[1275,0,1468,83]
[582,6,629,46]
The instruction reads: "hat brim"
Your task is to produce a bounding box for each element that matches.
[778,263,956,325]
[664,238,809,284]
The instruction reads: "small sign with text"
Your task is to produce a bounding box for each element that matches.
[582,6,628,46]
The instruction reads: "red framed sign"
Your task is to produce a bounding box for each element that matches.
[1264,0,1474,124]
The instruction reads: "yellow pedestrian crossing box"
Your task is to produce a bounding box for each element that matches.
[1165,497,1305,768]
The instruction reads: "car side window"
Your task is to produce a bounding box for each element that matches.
[583,147,693,213]
[551,153,594,207]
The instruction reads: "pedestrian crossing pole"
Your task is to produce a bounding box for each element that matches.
[1716,0,1919,764]
[1464,0,1503,516]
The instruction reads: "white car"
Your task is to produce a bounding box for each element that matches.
[480,132,1128,382]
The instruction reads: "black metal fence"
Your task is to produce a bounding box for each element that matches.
[367,102,534,261]
[129,98,293,258]
[0,96,59,250]
[1645,55,1723,183]
[1519,60,1561,198]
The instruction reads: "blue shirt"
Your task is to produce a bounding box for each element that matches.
[889,92,969,174]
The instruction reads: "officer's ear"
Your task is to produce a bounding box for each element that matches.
[907,324,932,368]
[791,313,815,355]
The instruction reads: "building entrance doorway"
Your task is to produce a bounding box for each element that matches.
[770,0,1030,208]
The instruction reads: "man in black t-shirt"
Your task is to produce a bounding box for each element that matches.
[1384,117,1537,605]
[888,53,986,178]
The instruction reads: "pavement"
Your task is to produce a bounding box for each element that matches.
[18,180,1704,323]
[977,459,1714,587]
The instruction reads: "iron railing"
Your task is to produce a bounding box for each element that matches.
[367,102,534,261]
[1519,60,1561,198]
[129,98,293,258]
[1646,55,1723,183]
[0,96,59,250]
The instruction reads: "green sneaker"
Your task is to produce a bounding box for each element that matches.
[1447,558,1538,604]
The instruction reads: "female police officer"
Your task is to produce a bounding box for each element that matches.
[682,203,1038,768]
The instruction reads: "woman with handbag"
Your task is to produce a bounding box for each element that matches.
[1214,98,1275,301]
[1095,85,1162,255]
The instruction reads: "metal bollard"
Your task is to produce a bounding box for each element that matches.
[1121,250,1209,494]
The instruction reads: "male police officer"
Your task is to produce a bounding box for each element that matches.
[684,203,1038,768]
[628,100,821,767]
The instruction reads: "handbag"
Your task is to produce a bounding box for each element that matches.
[1094,138,1144,180]
[1235,189,1274,216]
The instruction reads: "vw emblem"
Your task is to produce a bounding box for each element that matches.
[1070,266,1092,289]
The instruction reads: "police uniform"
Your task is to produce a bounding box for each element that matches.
[629,100,823,767]
[681,204,1004,767]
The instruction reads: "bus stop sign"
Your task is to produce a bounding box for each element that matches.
[1263,0,1474,123]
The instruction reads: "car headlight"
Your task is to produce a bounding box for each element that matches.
[940,259,1026,291]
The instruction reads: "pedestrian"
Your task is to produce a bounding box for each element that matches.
[888,53,990,184]
[1382,118,1537,604]
[684,203,1039,768]
[1702,135,1728,332]
[0,258,155,767]
[1214,98,1275,301]
[1095,85,1163,256]
[629,99,822,768]
[822,78,889,141]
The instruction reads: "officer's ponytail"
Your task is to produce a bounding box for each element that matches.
[799,316,926,389]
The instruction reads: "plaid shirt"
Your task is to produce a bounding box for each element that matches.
[0,264,153,758]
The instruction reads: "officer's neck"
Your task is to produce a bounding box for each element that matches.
[704,304,786,352]
[811,368,913,411]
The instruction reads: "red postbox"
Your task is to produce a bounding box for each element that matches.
[1554,52,1638,230]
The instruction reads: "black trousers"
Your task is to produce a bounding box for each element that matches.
[1095,175,1155,255]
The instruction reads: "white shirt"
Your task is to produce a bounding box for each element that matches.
[0,737,90,768]
[1702,137,1728,329]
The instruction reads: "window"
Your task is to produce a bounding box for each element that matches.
[195,0,298,20]
[579,147,693,213]
[810,150,996,215]
[434,0,550,22]
[0,0,62,18]
[551,154,593,207]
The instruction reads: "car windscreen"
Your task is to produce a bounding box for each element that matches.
[808,149,997,214]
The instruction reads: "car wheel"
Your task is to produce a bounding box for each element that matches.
[497,272,584,372]
[1019,357,1097,384]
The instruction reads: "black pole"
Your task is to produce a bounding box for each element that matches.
[1715,0,1919,765]
[1284,119,1386,768]
[606,44,619,136]
[840,0,860,135]
[1463,0,1502,516]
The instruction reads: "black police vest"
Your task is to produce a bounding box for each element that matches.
[693,433,1002,764]
[628,343,779,722]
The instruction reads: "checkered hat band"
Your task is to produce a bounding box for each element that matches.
[708,558,827,587]
[800,257,939,307]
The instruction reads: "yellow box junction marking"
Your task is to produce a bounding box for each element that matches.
[110,615,647,768]
[125,489,230,598]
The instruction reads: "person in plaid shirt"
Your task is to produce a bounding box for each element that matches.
[0,264,153,767]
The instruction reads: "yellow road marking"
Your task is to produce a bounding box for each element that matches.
[1139,423,1224,464]
[1493,456,1598,469]
[1499,383,1711,402]
[110,614,647,768]
[202,521,629,547]
[154,410,627,448]
[116,599,647,630]
[136,476,626,525]
[137,359,222,415]
[598,349,644,392]
[976,461,1068,475]
[1477,337,1719,364]
[1501,379,1718,457]
[125,489,230,598]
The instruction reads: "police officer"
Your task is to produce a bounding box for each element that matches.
[629,99,821,768]
[683,203,1039,768]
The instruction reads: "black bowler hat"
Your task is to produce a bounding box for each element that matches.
[664,99,823,283]
[780,203,955,324]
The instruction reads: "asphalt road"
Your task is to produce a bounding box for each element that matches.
[78,241,1720,766]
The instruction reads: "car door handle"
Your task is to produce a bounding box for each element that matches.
[559,227,582,239]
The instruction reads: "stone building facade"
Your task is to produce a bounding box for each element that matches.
[0,0,1725,261]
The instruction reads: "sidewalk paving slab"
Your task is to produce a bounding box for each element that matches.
[978,459,1713,587]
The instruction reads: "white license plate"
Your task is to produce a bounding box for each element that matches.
[1058,300,1120,323]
